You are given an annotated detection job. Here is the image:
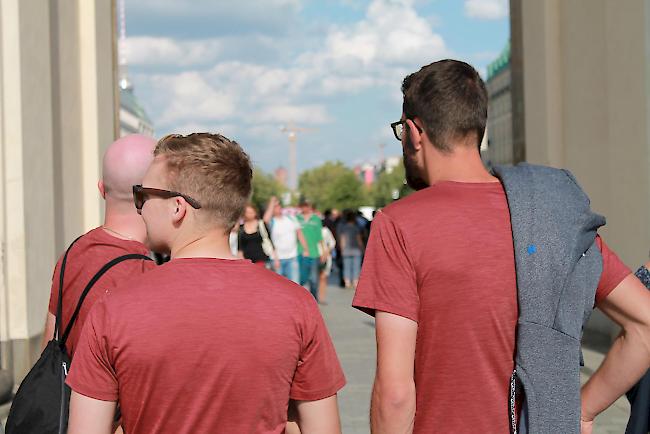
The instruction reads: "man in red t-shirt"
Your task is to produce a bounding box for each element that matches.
[41,134,157,358]
[352,59,650,434]
[66,133,345,434]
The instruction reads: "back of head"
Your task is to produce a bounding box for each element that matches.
[103,134,156,204]
[402,59,487,152]
[154,133,252,231]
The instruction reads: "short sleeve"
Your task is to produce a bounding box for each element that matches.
[66,299,119,401]
[290,298,346,401]
[352,211,419,322]
[594,235,632,305]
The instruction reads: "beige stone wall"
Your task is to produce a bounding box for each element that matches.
[0,0,116,385]
[515,0,650,336]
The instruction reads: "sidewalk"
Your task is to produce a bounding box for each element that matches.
[319,284,630,434]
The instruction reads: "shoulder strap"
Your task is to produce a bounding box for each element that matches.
[54,236,83,341]
[60,253,153,348]
[258,219,269,239]
[258,220,274,249]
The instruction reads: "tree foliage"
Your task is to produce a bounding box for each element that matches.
[370,160,413,208]
[251,168,286,212]
[298,161,369,211]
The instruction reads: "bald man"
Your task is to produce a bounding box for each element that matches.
[41,134,157,356]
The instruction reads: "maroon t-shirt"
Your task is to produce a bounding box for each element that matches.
[48,227,154,357]
[352,181,631,434]
[67,258,346,434]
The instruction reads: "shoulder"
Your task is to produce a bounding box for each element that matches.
[380,187,440,221]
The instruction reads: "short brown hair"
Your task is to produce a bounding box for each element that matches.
[402,59,487,152]
[154,133,252,230]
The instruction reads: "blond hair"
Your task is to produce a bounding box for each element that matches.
[154,133,252,230]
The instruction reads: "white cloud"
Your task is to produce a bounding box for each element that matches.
[125,37,223,66]
[255,104,331,125]
[464,0,509,20]
[129,0,450,168]
[152,72,235,125]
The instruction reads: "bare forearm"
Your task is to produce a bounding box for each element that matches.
[297,230,309,251]
[581,327,650,420]
[370,381,415,434]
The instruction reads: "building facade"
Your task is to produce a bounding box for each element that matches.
[511,0,650,337]
[0,0,117,397]
[486,42,516,166]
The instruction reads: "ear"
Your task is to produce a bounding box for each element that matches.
[98,180,106,199]
[171,196,188,224]
[405,118,424,151]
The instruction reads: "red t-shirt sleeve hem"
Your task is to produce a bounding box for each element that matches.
[352,299,419,323]
[66,377,118,402]
[595,271,632,305]
[290,376,346,402]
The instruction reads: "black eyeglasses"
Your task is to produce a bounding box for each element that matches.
[390,119,423,141]
[132,185,202,215]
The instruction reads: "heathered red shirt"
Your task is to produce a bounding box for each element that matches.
[353,181,630,434]
[67,258,345,434]
[48,227,154,357]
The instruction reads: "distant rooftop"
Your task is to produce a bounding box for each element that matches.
[487,40,511,80]
[120,87,152,125]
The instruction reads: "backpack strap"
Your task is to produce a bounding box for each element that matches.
[59,253,153,348]
[54,236,83,341]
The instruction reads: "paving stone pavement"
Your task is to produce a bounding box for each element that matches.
[319,284,630,434]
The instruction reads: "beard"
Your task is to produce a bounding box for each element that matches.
[402,132,429,191]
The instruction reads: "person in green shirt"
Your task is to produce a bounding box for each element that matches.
[297,199,325,301]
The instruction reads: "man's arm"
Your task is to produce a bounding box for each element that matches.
[291,394,342,434]
[297,228,310,256]
[40,312,56,351]
[581,274,650,424]
[68,390,116,434]
[263,197,276,225]
[371,311,417,434]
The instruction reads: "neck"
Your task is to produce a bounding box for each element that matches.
[103,211,147,244]
[171,229,236,260]
[425,145,497,185]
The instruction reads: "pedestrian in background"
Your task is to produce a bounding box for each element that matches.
[339,210,364,289]
[263,196,308,283]
[318,225,336,304]
[238,204,279,269]
[297,200,326,301]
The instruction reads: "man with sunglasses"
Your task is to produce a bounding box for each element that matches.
[352,60,650,433]
[41,134,157,359]
[66,133,345,434]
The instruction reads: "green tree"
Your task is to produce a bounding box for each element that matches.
[298,161,369,211]
[250,168,286,212]
[371,160,413,208]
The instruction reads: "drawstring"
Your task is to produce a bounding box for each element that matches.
[510,369,518,434]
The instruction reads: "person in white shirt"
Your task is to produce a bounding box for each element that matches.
[263,196,308,283]
[318,226,337,304]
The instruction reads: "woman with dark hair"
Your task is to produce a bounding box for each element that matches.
[339,209,364,288]
[238,204,278,269]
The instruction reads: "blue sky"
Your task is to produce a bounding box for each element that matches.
[124,0,509,173]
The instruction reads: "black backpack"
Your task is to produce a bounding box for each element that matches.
[5,238,152,434]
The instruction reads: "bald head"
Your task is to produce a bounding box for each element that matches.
[102,134,156,203]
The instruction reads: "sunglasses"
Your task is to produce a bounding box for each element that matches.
[132,185,202,214]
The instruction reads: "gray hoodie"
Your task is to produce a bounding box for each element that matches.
[494,163,604,434]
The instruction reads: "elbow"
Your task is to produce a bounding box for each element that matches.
[624,320,650,360]
[372,379,416,416]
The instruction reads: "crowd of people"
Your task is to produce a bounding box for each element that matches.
[5,59,650,434]
[232,198,370,304]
